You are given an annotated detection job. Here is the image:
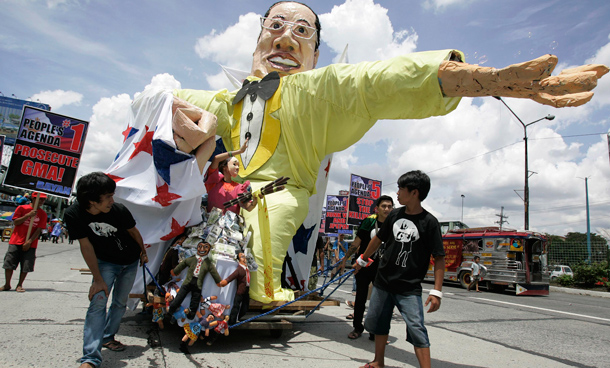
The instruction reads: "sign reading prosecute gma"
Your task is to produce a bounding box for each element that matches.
[3,106,89,198]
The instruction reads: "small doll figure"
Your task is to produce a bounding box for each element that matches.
[182,319,202,346]
[146,298,166,330]
[167,242,224,319]
[172,308,188,327]
[206,315,230,346]
[214,315,230,336]
[165,281,180,309]
[198,314,217,339]
[208,303,231,318]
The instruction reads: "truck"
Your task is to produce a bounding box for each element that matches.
[428,226,550,295]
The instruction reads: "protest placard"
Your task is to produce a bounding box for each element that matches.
[347,173,381,226]
[3,106,89,198]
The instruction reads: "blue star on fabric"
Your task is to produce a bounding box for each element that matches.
[152,139,191,184]
[292,224,317,255]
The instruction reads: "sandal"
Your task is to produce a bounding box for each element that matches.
[1,285,10,291]
[348,329,362,339]
[346,313,354,320]
[102,340,126,351]
[345,300,354,308]
[15,286,25,292]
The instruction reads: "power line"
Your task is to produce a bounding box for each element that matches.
[532,132,607,141]
[379,131,608,188]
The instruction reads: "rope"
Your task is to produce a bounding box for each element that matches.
[306,269,353,318]
[141,265,149,305]
[143,263,165,295]
[229,269,354,329]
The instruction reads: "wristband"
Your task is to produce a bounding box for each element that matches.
[356,255,373,268]
[228,151,233,157]
[429,289,443,299]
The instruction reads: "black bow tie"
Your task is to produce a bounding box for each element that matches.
[232,71,280,105]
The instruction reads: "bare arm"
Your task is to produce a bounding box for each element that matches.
[12,210,36,226]
[353,236,382,274]
[126,227,148,265]
[339,237,361,271]
[425,255,445,313]
[78,237,108,301]
[210,138,250,170]
[438,54,609,108]
[318,247,324,271]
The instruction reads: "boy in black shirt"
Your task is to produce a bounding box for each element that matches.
[64,172,148,368]
[342,195,394,340]
[354,170,445,368]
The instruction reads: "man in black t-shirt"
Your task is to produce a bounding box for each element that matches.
[342,195,394,340]
[355,171,445,368]
[64,172,148,368]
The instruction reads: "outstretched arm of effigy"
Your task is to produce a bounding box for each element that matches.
[172,96,218,153]
[438,54,609,107]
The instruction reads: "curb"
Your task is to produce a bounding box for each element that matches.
[550,286,610,298]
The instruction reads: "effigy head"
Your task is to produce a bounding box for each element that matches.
[251,1,320,78]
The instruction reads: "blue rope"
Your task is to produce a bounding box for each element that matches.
[229,269,354,329]
[143,263,165,295]
[306,269,353,318]
[309,257,347,279]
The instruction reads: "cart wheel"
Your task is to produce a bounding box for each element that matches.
[270,329,283,338]
[459,271,471,289]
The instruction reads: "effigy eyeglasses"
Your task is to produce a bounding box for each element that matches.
[260,17,317,40]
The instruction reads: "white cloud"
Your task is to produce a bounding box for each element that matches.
[30,89,83,110]
[143,73,181,91]
[586,33,610,108]
[194,12,260,73]
[78,94,133,176]
[320,0,418,63]
[45,0,71,8]
[422,0,476,12]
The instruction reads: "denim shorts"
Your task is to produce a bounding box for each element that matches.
[364,286,430,348]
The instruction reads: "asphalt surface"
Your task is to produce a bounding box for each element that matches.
[0,240,607,368]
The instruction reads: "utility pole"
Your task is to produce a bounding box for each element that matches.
[495,206,509,231]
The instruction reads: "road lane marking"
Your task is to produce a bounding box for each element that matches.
[473,297,610,322]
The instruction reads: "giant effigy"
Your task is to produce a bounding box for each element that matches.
[109,2,608,305]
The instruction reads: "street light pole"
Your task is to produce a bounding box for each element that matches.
[461,194,465,223]
[584,177,591,263]
[494,96,555,230]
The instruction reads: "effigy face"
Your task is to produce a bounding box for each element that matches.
[251,2,319,78]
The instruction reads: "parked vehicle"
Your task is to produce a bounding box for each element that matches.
[427,226,550,295]
[550,265,573,280]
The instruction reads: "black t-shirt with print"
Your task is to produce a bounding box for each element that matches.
[64,201,141,265]
[373,207,444,295]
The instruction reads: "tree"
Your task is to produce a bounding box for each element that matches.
[564,232,606,244]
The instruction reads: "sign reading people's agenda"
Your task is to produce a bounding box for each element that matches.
[3,106,89,198]
[347,173,381,226]
[324,195,350,234]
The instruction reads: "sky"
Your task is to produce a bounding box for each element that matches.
[2,0,610,237]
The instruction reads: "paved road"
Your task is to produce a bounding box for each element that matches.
[0,241,608,368]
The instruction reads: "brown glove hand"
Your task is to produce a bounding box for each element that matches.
[439,54,609,108]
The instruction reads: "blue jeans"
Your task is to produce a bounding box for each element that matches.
[364,286,430,348]
[81,259,138,367]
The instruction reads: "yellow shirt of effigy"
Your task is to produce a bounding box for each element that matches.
[174,49,463,193]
